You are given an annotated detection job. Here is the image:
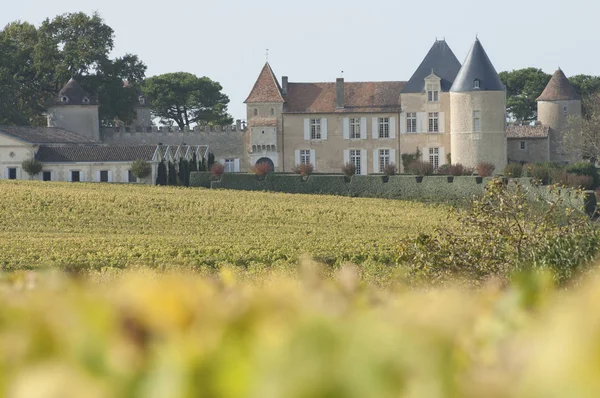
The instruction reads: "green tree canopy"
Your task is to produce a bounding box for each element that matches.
[0,12,147,126]
[142,72,233,130]
[499,68,551,123]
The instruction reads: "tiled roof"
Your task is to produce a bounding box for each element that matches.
[536,69,581,102]
[249,118,278,127]
[52,78,98,106]
[35,145,158,162]
[0,126,97,144]
[244,63,285,103]
[506,124,550,138]
[402,40,462,93]
[283,81,405,113]
[451,38,505,92]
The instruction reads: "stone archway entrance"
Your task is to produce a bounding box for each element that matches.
[255,157,274,172]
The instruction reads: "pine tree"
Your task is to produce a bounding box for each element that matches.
[168,162,178,185]
[207,152,215,170]
[190,153,198,172]
[156,161,167,185]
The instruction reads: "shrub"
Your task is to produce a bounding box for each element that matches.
[156,161,167,185]
[383,163,397,176]
[252,162,273,176]
[525,164,552,185]
[21,158,42,178]
[437,164,451,175]
[566,162,600,188]
[448,163,469,176]
[567,174,594,190]
[293,163,314,176]
[211,163,225,178]
[341,162,356,177]
[407,161,434,176]
[476,162,495,177]
[504,163,523,178]
[131,159,152,179]
[401,148,421,172]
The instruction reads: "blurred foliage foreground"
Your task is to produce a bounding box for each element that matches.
[1,264,600,398]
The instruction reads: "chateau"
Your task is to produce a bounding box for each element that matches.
[0,38,582,183]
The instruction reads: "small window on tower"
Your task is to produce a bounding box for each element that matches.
[82,97,90,104]
[61,96,69,103]
[270,108,275,116]
[564,106,568,116]
[253,109,258,116]
[139,96,146,105]
[473,79,480,89]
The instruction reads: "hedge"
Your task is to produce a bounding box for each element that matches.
[189,172,212,188]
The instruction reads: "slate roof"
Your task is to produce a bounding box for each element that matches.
[450,39,505,92]
[536,69,581,102]
[506,124,550,139]
[35,145,158,162]
[244,63,285,103]
[52,78,98,106]
[249,118,278,127]
[401,40,462,93]
[283,81,405,113]
[0,126,97,144]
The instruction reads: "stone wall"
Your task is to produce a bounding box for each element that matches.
[507,137,549,164]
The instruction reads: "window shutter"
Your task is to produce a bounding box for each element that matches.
[361,149,367,175]
[418,112,426,133]
[67,171,72,182]
[304,119,310,140]
[390,117,396,138]
[372,117,378,139]
[3,168,7,179]
[234,159,240,172]
[310,149,316,170]
[16,168,21,180]
[295,150,300,166]
[343,118,350,140]
[80,171,85,182]
[422,147,429,162]
[439,147,446,165]
[360,117,367,140]
[400,114,406,134]
[343,149,349,165]
[390,149,397,167]
[96,170,101,182]
[108,171,113,183]
[321,118,328,140]
[439,112,445,133]
[373,149,379,174]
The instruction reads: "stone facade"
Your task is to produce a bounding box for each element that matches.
[47,105,100,141]
[507,138,549,164]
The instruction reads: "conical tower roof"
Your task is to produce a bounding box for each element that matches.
[244,63,285,103]
[450,38,504,92]
[53,78,98,106]
[536,69,580,101]
[401,40,461,93]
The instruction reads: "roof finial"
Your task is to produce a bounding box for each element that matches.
[265,48,269,63]
[341,70,344,78]
[475,33,479,40]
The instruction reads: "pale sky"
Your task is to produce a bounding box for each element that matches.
[1,0,595,121]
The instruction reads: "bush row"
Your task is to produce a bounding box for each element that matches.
[503,162,600,190]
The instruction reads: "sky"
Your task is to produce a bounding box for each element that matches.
[1,0,595,121]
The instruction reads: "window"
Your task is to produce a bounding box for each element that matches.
[71,171,81,182]
[310,119,321,140]
[473,79,480,89]
[224,159,235,172]
[378,117,390,138]
[139,96,145,105]
[429,148,440,170]
[271,108,275,116]
[42,171,52,181]
[252,145,257,153]
[300,150,311,165]
[349,118,361,139]
[520,141,526,151]
[427,84,439,102]
[253,108,258,116]
[128,170,137,183]
[473,111,481,132]
[564,106,568,116]
[406,112,417,133]
[379,149,390,173]
[61,96,69,103]
[82,97,90,104]
[8,168,17,180]
[428,112,439,133]
[350,149,362,175]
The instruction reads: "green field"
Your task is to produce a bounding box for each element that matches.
[0,181,455,273]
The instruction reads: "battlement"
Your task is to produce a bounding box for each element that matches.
[100,124,246,134]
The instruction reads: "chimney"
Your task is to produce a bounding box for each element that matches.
[336,78,344,109]
[236,119,242,130]
[282,76,288,95]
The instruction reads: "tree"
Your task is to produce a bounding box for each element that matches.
[21,158,42,178]
[131,159,151,180]
[499,68,551,123]
[569,75,600,117]
[167,162,178,186]
[0,12,147,126]
[190,152,198,172]
[563,93,600,162]
[156,161,167,185]
[207,153,215,170]
[142,72,233,130]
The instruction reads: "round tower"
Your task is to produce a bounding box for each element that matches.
[46,78,100,141]
[450,38,506,173]
[536,68,581,163]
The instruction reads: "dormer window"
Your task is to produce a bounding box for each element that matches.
[427,83,439,102]
[61,96,69,103]
[473,79,480,89]
[139,96,145,105]
[82,97,90,104]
